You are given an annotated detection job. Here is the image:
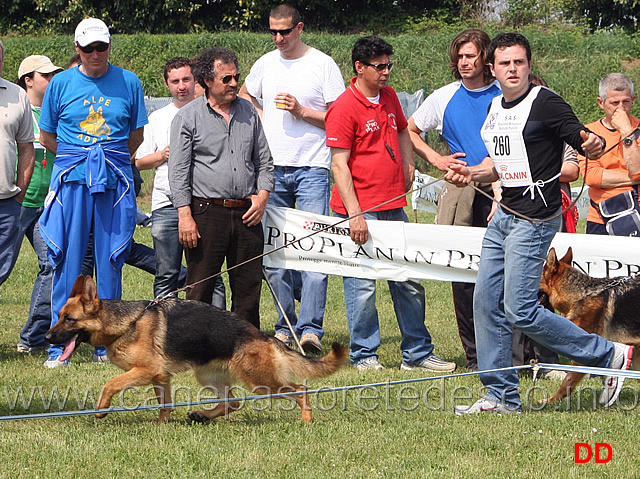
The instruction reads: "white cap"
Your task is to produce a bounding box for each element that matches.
[74,18,110,47]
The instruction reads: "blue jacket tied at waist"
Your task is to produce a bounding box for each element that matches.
[39,140,136,269]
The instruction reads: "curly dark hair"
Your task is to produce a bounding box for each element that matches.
[193,47,238,91]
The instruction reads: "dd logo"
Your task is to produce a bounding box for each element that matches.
[574,443,612,463]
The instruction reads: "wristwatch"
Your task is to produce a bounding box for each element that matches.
[623,129,638,147]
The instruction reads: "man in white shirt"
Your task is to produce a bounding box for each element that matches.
[239,4,345,353]
[136,57,226,303]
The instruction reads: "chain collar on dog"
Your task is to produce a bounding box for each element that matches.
[584,274,637,297]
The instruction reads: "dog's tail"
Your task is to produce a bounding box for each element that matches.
[275,342,348,380]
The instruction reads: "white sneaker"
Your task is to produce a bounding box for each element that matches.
[454,396,521,416]
[354,357,385,371]
[92,353,110,363]
[43,356,68,369]
[599,343,634,408]
[400,354,456,372]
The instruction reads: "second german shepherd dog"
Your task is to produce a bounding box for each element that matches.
[45,275,347,423]
[538,247,640,403]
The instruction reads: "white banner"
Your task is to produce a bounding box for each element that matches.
[263,206,640,282]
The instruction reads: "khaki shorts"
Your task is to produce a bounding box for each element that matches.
[435,182,493,226]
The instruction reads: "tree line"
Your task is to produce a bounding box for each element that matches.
[2,0,640,36]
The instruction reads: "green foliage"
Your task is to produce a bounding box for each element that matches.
[3,28,640,127]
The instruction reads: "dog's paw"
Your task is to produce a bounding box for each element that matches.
[188,410,211,424]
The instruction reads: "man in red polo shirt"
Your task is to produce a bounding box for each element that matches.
[325,36,456,372]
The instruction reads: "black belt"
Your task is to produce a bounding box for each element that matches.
[211,198,251,208]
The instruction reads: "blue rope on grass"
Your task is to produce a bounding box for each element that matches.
[0,364,533,421]
[3,362,640,421]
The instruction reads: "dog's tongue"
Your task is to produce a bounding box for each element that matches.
[58,334,78,362]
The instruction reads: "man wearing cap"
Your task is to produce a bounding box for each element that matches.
[39,18,148,367]
[0,40,36,297]
[13,55,63,353]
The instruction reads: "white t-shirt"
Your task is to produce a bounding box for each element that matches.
[136,102,178,211]
[243,48,345,169]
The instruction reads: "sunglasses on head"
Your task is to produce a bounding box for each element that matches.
[78,43,109,54]
[220,73,241,84]
[269,24,297,36]
[361,61,394,72]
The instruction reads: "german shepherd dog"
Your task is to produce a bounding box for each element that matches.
[538,247,640,403]
[45,275,347,423]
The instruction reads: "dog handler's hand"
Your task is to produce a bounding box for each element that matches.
[177,206,200,249]
[349,215,369,245]
[580,130,605,159]
[445,163,472,187]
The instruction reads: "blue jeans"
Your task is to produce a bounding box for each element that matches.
[0,197,21,286]
[264,166,329,338]
[151,206,183,298]
[334,208,435,365]
[15,206,52,349]
[474,207,614,408]
[151,205,225,308]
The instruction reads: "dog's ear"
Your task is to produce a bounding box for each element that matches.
[81,276,100,314]
[70,275,86,297]
[559,247,573,265]
[545,248,559,274]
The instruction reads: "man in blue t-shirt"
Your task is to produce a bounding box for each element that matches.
[408,29,501,372]
[39,17,148,368]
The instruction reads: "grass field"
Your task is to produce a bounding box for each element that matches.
[2,200,640,478]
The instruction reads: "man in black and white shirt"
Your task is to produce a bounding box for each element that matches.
[447,32,634,415]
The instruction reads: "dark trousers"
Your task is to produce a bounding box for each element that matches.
[185,198,263,328]
[453,188,493,368]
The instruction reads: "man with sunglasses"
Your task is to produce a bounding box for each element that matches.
[325,36,456,372]
[239,4,344,353]
[169,47,273,329]
[38,17,148,367]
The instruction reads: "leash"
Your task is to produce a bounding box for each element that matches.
[466,127,640,224]
[4,361,640,421]
[142,127,640,311]
[141,174,446,305]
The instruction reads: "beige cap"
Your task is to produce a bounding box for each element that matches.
[18,55,63,79]
[74,18,110,47]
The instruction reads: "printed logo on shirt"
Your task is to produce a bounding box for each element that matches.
[485,112,498,130]
[388,113,398,130]
[365,119,380,133]
[77,96,113,143]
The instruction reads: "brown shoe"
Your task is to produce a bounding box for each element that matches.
[274,332,293,348]
[300,333,322,354]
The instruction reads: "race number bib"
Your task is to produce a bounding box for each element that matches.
[482,87,541,188]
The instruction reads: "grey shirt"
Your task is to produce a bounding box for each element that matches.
[168,94,273,208]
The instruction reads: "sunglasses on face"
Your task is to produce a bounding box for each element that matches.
[269,24,297,36]
[78,43,109,54]
[220,73,241,84]
[362,61,394,72]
